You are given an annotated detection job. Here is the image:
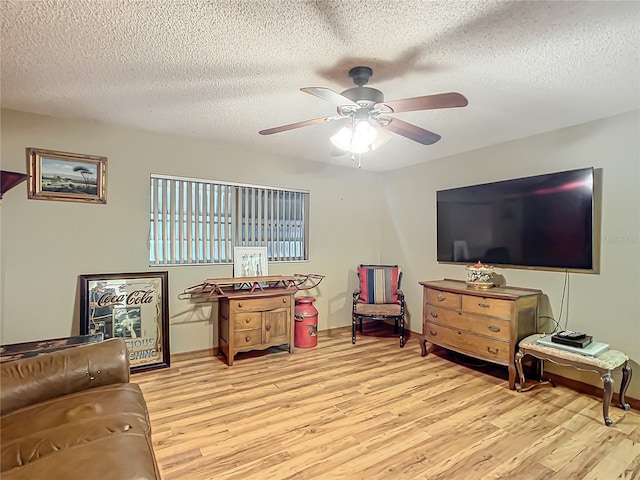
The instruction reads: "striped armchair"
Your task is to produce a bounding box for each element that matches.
[352,264,406,347]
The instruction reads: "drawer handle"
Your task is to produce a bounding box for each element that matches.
[266,324,272,331]
[437,294,446,301]
[283,298,287,303]
[245,318,251,323]
[488,325,500,332]
[245,336,250,342]
[430,311,438,318]
[429,329,437,336]
[479,302,490,308]
[238,302,243,308]
[487,347,499,355]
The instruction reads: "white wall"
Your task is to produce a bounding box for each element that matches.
[380,110,640,398]
[0,109,385,352]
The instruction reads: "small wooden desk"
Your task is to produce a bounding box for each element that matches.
[515,334,631,426]
[218,289,295,366]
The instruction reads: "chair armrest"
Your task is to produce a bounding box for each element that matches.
[353,288,361,304]
[0,338,130,415]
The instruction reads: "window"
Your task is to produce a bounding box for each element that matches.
[150,175,309,265]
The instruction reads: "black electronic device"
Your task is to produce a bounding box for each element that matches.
[436,167,599,272]
[551,331,593,348]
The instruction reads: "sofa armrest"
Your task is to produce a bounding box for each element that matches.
[0,338,130,415]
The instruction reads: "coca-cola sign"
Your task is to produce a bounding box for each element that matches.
[79,272,170,373]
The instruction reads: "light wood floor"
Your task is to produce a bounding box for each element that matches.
[135,326,640,480]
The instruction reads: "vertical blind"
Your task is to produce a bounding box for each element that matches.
[150,175,309,265]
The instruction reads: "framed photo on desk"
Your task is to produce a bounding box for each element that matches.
[234,246,268,278]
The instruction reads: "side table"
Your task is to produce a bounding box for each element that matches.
[515,334,631,426]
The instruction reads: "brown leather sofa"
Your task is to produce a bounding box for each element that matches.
[1,338,160,480]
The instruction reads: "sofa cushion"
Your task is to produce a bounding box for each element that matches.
[1,383,157,478]
[1,433,159,480]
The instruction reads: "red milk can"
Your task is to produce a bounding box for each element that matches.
[294,296,318,348]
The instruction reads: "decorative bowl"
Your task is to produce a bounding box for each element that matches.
[465,262,494,289]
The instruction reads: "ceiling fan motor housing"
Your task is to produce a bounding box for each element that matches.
[340,86,384,106]
[348,66,373,86]
[341,66,384,107]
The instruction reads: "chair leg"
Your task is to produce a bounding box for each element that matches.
[352,314,357,344]
[394,319,398,334]
[399,316,405,348]
[359,318,363,332]
[620,362,631,410]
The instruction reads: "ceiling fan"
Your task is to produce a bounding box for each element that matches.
[259,66,468,155]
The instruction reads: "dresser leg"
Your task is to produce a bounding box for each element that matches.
[602,371,614,426]
[620,362,632,411]
[420,336,428,357]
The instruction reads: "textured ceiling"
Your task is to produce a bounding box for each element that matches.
[1,1,639,171]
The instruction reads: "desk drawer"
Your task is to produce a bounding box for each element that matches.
[233,295,292,312]
[426,306,510,341]
[462,295,512,319]
[234,329,262,347]
[424,321,509,363]
[426,288,461,310]
[234,312,262,330]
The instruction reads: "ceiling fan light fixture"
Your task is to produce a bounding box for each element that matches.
[329,126,353,151]
[354,120,377,144]
[370,125,392,151]
[330,120,380,154]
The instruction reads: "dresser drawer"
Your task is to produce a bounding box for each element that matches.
[234,312,262,330]
[426,306,510,341]
[233,295,292,312]
[234,329,262,348]
[426,288,461,310]
[424,321,510,363]
[462,295,512,319]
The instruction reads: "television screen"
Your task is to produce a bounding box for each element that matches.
[437,167,597,272]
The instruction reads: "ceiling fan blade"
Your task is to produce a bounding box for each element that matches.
[380,117,441,145]
[259,115,342,135]
[300,87,359,107]
[376,92,468,113]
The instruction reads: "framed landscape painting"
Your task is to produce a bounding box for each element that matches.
[79,271,170,373]
[27,147,107,203]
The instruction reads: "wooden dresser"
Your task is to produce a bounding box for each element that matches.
[419,279,541,390]
[218,289,295,366]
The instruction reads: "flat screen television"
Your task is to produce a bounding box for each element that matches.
[436,167,599,272]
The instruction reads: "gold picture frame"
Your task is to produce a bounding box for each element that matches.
[26,147,107,203]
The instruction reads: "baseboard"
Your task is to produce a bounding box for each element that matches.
[322,325,352,336]
[171,347,218,361]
